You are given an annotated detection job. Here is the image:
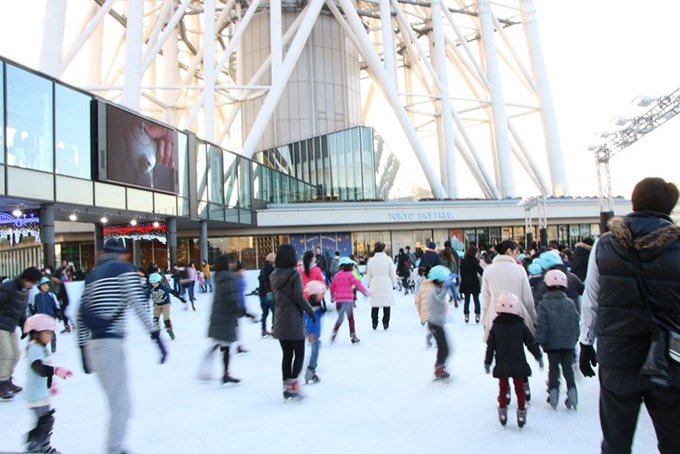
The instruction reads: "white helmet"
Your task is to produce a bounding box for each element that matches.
[495,293,521,316]
[544,269,568,288]
[24,314,57,333]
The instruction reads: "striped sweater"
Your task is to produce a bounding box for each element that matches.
[77,256,156,347]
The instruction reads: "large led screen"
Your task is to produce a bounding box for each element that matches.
[105,104,177,192]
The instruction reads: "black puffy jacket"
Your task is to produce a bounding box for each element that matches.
[208,271,242,344]
[595,212,680,368]
[570,243,592,281]
[485,313,542,379]
[0,278,29,333]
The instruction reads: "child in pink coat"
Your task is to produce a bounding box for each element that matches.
[330,257,369,344]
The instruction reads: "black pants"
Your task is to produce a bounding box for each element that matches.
[428,323,449,367]
[220,346,230,373]
[462,293,480,315]
[599,367,680,454]
[547,349,576,390]
[279,339,305,380]
[371,307,391,327]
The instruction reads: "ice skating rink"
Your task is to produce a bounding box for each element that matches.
[2,271,657,453]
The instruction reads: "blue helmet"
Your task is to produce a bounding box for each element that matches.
[428,265,451,282]
[539,250,563,269]
[527,263,543,275]
[338,257,356,266]
[38,276,50,286]
[518,253,526,261]
[149,273,162,284]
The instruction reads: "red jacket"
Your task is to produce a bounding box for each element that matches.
[330,270,368,302]
[297,264,324,299]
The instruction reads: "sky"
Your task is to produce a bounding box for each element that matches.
[0,1,678,199]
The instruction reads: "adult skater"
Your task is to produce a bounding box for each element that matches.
[459,246,484,323]
[365,242,397,330]
[270,244,315,399]
[258,253,276,337]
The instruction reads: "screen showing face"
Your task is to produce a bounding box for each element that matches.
[106,105,177,192]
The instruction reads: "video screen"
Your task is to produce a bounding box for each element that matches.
[105,105,177,193]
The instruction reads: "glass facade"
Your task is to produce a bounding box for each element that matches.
[55,84,91,179]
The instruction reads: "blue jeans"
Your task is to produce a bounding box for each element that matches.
[260,294,275,331]
[308,338,320,371]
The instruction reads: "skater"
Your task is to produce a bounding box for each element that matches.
[484,293,543,428]
[365,242,397,330]
[202,260,213,292]
[235,262,255,354]
[459,246,484,324]
[200,254,243,384]
[258,252,276,337]
[145,273,186,340]
[0,266,43,401]
[425,266,455,380]
[186,262,198,304]
[77,238,167,454]
[29,277,62,353]
[270,244,315,399]
[415,265,434,348]
[23,314,73,453]
[303,280,326,384]
[396,248,412,295]
[330,257,369,344]
[535,270,580,410]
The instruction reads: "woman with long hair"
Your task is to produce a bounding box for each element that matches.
[460,246,484,323]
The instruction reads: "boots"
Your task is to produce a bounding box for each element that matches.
[464,314,469,323]
[26,409,59,453]
[350,334,360,344]
[283,379,303,399]
[434,365,450,380]
[565,387,578,410]
[547,388,559,409]
[222,372,241,385]
[6,377,22,395]
[497,407,507,426]
[164,320,175,340]
[517,408,527,428]
[0,381,14,402]
[305,368,320,384]
[372,320,378,330]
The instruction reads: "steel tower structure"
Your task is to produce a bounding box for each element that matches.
[35,0,569,200]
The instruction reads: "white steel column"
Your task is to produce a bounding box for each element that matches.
[520,0,569,197]
[379,0,396,88]
[204,0,216,142]
[88,6,104,86]
[477,0,514,198]
[430,0,457,198]
[270,0,283,79]
[163,3,179,126]
[39,0,67,76]
[121,0,145,111]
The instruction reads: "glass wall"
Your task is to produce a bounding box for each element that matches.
[208,145,224,220]
[196,143,208,219]
[55,84,92,178]
[0,62,3,164]
[6,64,53,172]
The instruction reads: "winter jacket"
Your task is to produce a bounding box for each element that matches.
[24,341,55,405]
[203,263,211,279]
[396,253,412,277]
[329,257,340,277]
[208,271,242,344]
[365,252,397,308]
[535,291,580,351]
[415,279,435,324]
[304,310,323,338]
[428,285,450,327]
[77,255,156,346]
[330,270,368,303]
[145,284,183,306]
[533,268,585,312]
[439,249,460,275]
[30,292,62,319]
[459,256,483,294]
[271,268,314,341]
[570,242,592,281]
[485,313,542,379]
[187,266,197,282]
[298,264,324,291]
[315,253,328,274]
[0,278,30,333]
[258,263,275,295]
[481,254,537,341]
[595,212,680,368]
[419,250,441,270]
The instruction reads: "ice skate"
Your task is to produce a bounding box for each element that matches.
[305,368,320,384]
[0,381,14,402]
[524,381,531,402]
[167,329,176,340]
[517,408,527,428]
[434,366,450,381]
[261,330,272,338]
[464,314,469,323]
[191,301,196,311]
[547,388,559,410]
[350,334,360,344]
[372,320,378,330]
[283,379,304,400]
[237,345,249,354]
[60,325,71,334]
[565,387,578,410]
[382,321,389,330]
[26,409,60,453]
[475,314,480,324]
[6,377,22,395]
[222,373,241,385]
[497,407,507,427]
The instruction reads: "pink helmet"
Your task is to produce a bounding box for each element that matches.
[24,314,57,333]
[304,280,326,298]
[544,269,568,288]
[496,293,521,316]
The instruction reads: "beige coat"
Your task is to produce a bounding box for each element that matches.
[481,254,536,341]
[415,278,436,323]
[365,252,398,307]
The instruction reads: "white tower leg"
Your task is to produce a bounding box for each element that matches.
[39,0,67,77]
[122,0,145,111]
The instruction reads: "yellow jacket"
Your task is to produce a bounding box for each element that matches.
[415,279,436,324]
[203,263,211,279]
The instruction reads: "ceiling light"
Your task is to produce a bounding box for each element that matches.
[100,216,108,224]
[153,221,160,228]
[12,208,22,217]
[69,213,77,221]
[130,219,138,226]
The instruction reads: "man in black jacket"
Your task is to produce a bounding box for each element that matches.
[570,236,594,282]
[0,266,42,401]
[579,177,680,454]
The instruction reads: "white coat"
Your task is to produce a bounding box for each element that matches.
[365,252,398,308]
[481,254,537,341]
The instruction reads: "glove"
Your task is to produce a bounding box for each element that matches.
[156,337,168,364]
[538,358,544,370]
[80,347,91,374]
[308,311,316,323]
[55,367,73,379]
[579,343,597,377]
[484,363,491,374]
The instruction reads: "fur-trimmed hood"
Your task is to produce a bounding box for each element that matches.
[608,213,680,251]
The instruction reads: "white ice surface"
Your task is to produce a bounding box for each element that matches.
[2,270,657,453]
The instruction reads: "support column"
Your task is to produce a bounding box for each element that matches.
[200,220,208,262]
[40,204,55,269]
[133,240,142,268]
[88,6,104,86]
[162,3,179,126]
[121,0,145,111]
[94,224,104,255]
[203,0,216,142]
[477,0,515,198]
[39,0,67,76]
[379,0,396,87]
[167,217,178,266]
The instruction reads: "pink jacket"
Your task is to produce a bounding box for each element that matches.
[297,264,324,299]
[330,270,368,302]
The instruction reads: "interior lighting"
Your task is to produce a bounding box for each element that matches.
[69,213,78,221]
[100,216,108,224]
[152,221,160,228]
[130,219,138,226]
[12,208,22,217]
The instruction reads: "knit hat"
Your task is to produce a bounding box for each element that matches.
[427,241,436,250]
[103,238,126,253]
[265,252,276,263]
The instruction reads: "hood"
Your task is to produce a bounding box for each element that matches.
[270,268,298,290]
[214,270,237,285]
[608,212,680,251]
[574,242,592,252]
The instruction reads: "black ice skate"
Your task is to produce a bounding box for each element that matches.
[26,409,60,453]
[222,373,241,385]
[167,329,176,340]
[283,379,304,400]
[547,388,559,410]
[517,408,527,428]
[350,334,360,344]
[498,407,507,427]
[565,387,578,410]
[305,368,320,384]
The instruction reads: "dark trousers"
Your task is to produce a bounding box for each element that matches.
[220,346,230,373]
[428,323,449,367]
[182,282,195,301]
[599,367,680,454]
[280,339,305,380]
[499,377,526,410]
[259,295,275,331]
[401,276,409,291]
[463,293,481,315]
[547,349,576,390]
[371,307,391,327]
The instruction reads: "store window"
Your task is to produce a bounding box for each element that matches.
[55,84,91,179]
[6,65,54,172]
[361,127,375,199]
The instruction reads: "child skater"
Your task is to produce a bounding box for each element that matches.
[535,270,580,410]
[303,280,326,384]
[23,314,73,453]
[484,293,543,428]
[330,257,370,344]
[29,277,62,353]
[145,273,186,340]
[425,266,456,380]
[415,266,434,348]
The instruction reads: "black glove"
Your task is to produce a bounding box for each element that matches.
[80,347,91,374]
[579,343,597,377]
[484,363,491,374]
[308,311,316,323]
[21,331,28,340]
[156,337,168,364]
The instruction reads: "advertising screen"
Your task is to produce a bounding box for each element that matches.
[105,104,177,192]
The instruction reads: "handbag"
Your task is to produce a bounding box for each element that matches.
[629,247,680,390]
